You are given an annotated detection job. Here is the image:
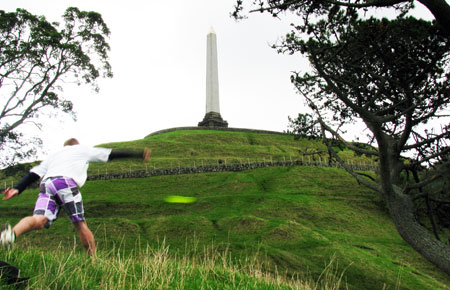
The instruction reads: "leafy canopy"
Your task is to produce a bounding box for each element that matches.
[0,7,112,165]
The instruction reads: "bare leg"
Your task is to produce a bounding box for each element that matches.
[73,221,96,256]
[13,215,48,237]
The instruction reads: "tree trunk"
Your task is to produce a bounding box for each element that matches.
[418,0,450,36]
[386,190,450,275]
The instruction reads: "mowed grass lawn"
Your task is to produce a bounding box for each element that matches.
[1,166,449,289]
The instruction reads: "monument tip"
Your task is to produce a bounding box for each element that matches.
[209,26,215,34]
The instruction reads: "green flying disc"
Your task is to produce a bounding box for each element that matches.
[164,195,197,203]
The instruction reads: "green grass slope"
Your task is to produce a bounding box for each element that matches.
[87,129,376,175]
[0,129,448,289]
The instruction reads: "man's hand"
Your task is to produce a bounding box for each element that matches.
[3,188,19,200]
[143,148,152,162]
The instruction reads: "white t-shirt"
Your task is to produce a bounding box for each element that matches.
[31,145,112,187]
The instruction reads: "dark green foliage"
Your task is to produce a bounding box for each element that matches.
[287,113,320,139]
[288,17,449,137]
[232,0,450,36]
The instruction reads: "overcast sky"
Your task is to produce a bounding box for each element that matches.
[1,0,437,156]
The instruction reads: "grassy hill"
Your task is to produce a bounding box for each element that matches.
[0,129,448,289]
[1,130,376,185]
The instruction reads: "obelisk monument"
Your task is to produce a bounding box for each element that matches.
[198,27,228,127]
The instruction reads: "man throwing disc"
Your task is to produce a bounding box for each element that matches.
[1,138,151,256]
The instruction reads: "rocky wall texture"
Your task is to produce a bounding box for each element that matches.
[86,160,377,182]
[2,160,376,191]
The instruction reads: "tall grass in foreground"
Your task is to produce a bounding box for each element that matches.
[0,242,348,290]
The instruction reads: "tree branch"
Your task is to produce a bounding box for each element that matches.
[408,175,446,195]
[418,0,450,36]
[309,49,386,126]
[249,0,407,14]
[320,118,379,157]
[326,0,406,8]
[403,131,449,151]
[319,120,383,193]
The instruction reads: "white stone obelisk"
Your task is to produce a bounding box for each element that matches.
[199,27,228,127]
[206,27,220,114]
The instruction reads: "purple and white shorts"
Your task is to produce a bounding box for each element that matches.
[33,176,85,228]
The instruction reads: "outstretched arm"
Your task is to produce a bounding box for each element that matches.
[108,148,152,161]
[3,172,41,200]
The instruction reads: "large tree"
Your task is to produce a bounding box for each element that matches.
[233,0,450,274]
[0,7,112,165]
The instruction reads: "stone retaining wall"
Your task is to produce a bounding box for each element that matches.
[1,160,377,191]
[87,160,377,182]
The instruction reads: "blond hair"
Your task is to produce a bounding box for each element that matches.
[64,138,80,146]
